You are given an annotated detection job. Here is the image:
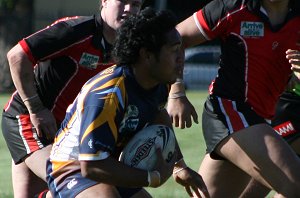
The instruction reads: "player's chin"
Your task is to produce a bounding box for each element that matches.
[168,75,179,84]
[168,78,177,84]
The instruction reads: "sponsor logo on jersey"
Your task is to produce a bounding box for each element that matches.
[273,121,296,137]
[130,137,156,167]
[240,22,264,37]
[67,178,78,189]
[88,139,93,149]
[79,53,99,69]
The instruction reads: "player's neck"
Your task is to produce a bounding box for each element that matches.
[262,0,290,26]
[132,65,159,90]
[102,23,116,45]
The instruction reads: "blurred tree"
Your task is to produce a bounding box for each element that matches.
[0,0,33,93]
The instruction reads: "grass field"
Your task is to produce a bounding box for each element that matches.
[0,91,274,197]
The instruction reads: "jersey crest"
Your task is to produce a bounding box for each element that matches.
[119,105,140,133]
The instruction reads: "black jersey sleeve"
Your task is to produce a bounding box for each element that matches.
[19,16,96,63]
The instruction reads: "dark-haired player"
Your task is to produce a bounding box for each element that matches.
[46,8,209,198]
[167,0,300,197]
[2,0,143,197]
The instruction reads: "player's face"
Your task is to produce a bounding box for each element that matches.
[149,29,183,84]
[102,0,143,30]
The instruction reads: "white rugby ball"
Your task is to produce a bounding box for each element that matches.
[119,124,176,170]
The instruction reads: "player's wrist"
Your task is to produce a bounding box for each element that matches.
[147,170,161,187]
[169,79,186,99]
[23,94,46,114]
[173,158,188,174]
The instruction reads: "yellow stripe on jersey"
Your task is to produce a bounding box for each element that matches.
[92,76,124,92]
[77,74,112,111]
[52,160,75,173]
[80,101,118,144]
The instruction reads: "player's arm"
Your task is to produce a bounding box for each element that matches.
[177,15,207,49]
[79,101,174,188]
[7,44,57,139]
[167,15,208,129]
[81,153,172,188]
[288,31,300,80]
[287,49,300,80]
[152,109,209,197]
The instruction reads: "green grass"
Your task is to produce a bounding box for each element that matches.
[0,94,12,198]
[146,91,208,197]
[0,91,274,197]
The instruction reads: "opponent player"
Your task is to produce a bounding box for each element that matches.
[1,0,143,197]
[46,8,209,198]
[167,0,300,197]
[240,49,300,197]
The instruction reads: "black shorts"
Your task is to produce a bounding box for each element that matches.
[1,112,52,164]
[272,92,300,144]
[202,95,267,159]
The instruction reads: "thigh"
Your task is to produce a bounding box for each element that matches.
[76,183,121,198]
[76,183,147,198]
[202,96,266,158]
[130,189,152,198]
[12,161,48,198]
[25,144,52,180]
[199,154,251,198]
[216,124,300,191]
[290,137,300,155]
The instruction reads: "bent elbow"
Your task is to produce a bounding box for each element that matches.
[7,44,28,66]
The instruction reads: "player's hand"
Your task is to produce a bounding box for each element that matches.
[152,148,177,187]
[30,108,57,140]
[287,46,300,79]
[173,167,210,198]
[167,96,198,129]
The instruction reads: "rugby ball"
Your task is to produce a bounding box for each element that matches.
[119,124,176,170]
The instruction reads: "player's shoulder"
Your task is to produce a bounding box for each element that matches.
[86,65,127,89]
[51,15,95,26]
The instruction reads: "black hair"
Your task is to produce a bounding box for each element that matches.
[112,7,178,65]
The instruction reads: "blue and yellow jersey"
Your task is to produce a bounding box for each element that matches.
[48,65,169,180]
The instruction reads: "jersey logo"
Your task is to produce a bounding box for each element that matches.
[273,121,296,137]
[240,22,264,37]
[79,53,99,69]
[119,105,139,133]
[67,178,78,189]
[88,139,93,149]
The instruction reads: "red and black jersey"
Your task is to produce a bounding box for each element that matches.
[4,14,115,124]
[194,0,300,119]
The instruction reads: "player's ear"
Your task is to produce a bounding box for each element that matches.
[139,47,154,63]
[101,0,108,8]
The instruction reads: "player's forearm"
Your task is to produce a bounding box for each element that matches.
[81,157,152,188]
[8,44,44,113]
[169,79,186,99]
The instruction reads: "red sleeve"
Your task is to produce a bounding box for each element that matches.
[19,39,37,65]
[193,0,244,40]
[194,10,215,40]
